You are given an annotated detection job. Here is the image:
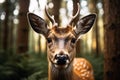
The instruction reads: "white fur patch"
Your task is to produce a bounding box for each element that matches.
[58,39,65,49]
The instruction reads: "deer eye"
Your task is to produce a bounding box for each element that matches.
[47,38,52,43]
[71,38,76,44]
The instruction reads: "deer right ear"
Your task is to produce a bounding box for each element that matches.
[75,14,96,38]
[27,13,49,36]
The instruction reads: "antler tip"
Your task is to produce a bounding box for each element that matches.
[69,3,80,25]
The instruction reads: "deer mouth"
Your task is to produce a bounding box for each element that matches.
[54,60,70,69]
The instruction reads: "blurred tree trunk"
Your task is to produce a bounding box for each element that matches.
[8,19,14,53]
[104,0,120,80]
[72,0,80,54]
[52,0,61,25]
[0,20,2,50]
[16,0,30,53]
[72,0,80,25]
[2,0,10,51]
[88,0,100,55]
[38,36,41,53]
[37,0,41,53]
[0,5,3,50]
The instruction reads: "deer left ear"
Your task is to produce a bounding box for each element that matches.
[74,14,96,37]
[27,13,49,37]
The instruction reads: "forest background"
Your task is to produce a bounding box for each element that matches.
[0,0,120,80]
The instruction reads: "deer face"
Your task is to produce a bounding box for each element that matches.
[46,26,77,69]
[27,3,96,69]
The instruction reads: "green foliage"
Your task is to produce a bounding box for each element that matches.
[0,49,103,80]
[80,53,104,80]
[27,53,48,80]
[0,50,48,80]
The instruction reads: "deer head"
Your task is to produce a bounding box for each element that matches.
[27,3,96,70]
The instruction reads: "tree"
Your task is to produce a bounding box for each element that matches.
[88,0,100,55]
[104,0,120,80]
[1,0,17,53]
[72,0,80,54]
[72,0,80,25]
[52,0,61,25]
[16,0,30,53]
[2,0,11,51]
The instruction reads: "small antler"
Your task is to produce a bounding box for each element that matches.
[69,3,80,26]
[45,5,56,25]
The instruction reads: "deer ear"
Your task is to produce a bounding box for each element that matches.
[75,14,96,37]
[27,13,49,36]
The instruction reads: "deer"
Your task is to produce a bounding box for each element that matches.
[27,3,96,80]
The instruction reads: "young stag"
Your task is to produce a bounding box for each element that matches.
[27,3,96,80]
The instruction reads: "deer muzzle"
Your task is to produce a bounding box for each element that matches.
[53,51,70,69]
[55,54,69,65]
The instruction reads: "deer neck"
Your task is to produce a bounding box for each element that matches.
[48,62,73,80]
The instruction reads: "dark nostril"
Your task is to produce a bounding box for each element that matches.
[55,54,68,60]
[55,54,68,65]
[55,54,59,59]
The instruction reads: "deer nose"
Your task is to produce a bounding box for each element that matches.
[55,54,69,65]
